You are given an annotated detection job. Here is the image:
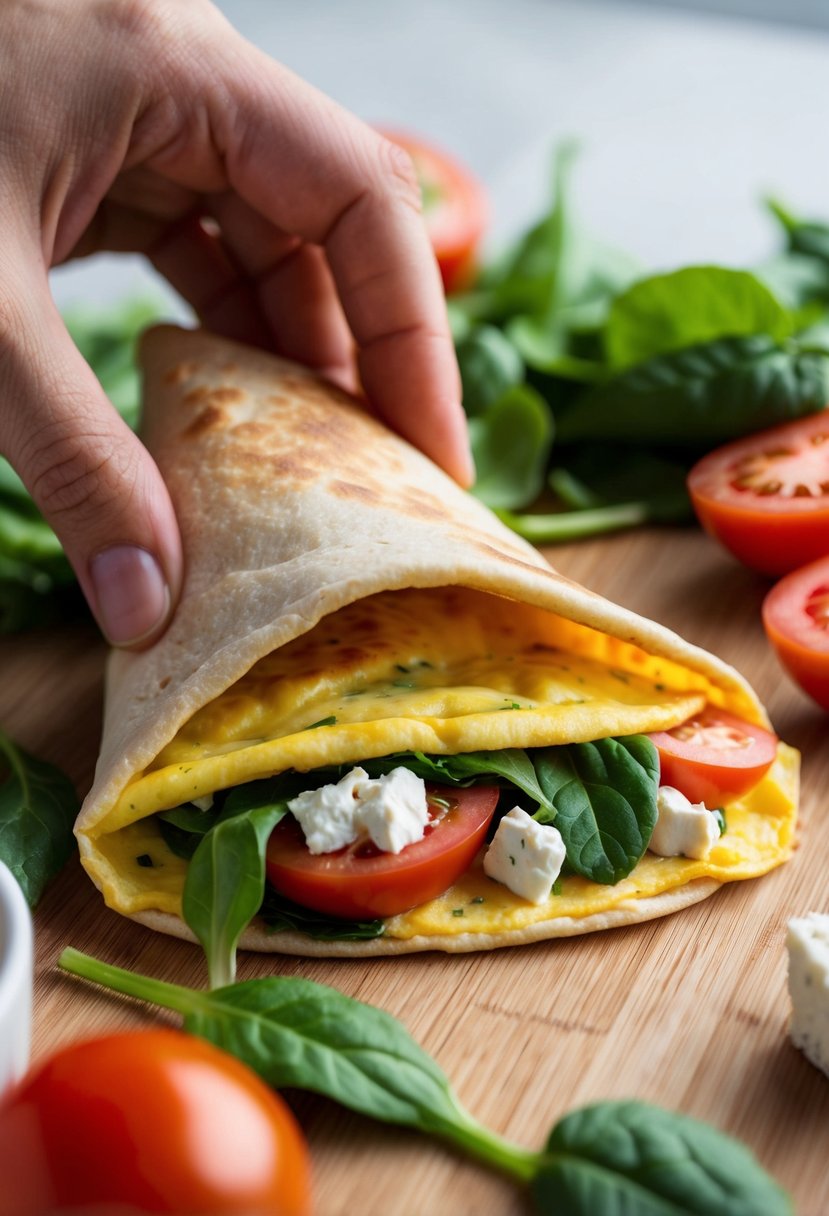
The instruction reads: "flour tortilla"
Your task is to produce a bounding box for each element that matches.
[76,325,767,955]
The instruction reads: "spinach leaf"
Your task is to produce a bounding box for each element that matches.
[456,324,525,416]
[468,384,554,510]
[496,502,655,544]
[59,949,538,1183]
[533,736,659,884]
[259,884,384,940]
[604,267,793,372]
[182,779,293,988]
[556,334,829,447]
[360,750,552,815]
[0,732,79,907]
[533,1100,792,1216]
[59,949,792,1213]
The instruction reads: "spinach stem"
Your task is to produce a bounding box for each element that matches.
[497,501,648,542]
[58,948,206,1017]
[434,1109,542,1183]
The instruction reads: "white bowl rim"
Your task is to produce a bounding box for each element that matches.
[0,860,33,1027]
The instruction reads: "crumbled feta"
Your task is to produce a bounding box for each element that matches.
[648,786,720,860]
[190,794,214,813]
[287,766,429,855]
[288,767,368,854]
[788,912,829,1079]
[483,807,566,904]
[355,767,431,854]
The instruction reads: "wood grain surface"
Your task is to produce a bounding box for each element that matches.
[4,526,827,1216]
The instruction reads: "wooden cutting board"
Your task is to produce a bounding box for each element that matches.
[4,525,827,1216]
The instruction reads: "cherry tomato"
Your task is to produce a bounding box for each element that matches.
[380,129,487,292]
[648,707,778,807]
[687,411,829,575]
[762,555,829,711]
[266,783,499,919]
[0,1029,312,1216]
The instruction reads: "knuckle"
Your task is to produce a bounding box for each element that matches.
[374,136,422,213]
[25,417,136,528]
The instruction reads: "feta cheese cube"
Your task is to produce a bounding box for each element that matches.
[354,767,430,854]
[788,912,829,1079]
[288,767,368,854]
[287,766,430,855]
[483,807,566,904]
[648,786,720,860]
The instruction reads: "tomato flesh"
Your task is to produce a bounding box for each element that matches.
[266,782,499,919]
[379,129,488,293]
[0,1029,312,1216]
[687,411,829,575]
[649,707,778,807]
[762,555,829,711]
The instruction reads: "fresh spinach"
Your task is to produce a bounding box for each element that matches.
[533,1100,791,1216]
[556,334,829,446]
[59,948,792,1216]
[604,267,793,372]
[468,384,554,510]
[533,736,659,885]
[359,749,553,814]
[182,778,294,988]
[0,732,79,907]
[456,323,525,415]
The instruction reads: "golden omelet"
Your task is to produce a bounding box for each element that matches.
[82,587,798,945]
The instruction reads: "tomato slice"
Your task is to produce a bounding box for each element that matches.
[380,129,488,293]
[687,412,829,575]
[648,707,778,807]
[266,782,499,919]
[762,555,829,711]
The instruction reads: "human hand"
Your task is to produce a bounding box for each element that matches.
[0,0,472,647]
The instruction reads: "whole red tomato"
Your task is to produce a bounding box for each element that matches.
[0,1029,312,1216]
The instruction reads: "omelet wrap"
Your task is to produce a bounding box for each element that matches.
[75,326,799,955]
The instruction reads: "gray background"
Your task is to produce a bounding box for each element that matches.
[51,0,829,309]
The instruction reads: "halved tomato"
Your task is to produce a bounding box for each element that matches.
[762,555,829,711]
[380,129,488,293]
[265,783,499,919]
[687,411,829,576]
[649,707,778,807]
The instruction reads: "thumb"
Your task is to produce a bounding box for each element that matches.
[0,285,182,648]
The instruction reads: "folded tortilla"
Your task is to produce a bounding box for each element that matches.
[76,326,799,955]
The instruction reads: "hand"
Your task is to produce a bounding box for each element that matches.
[0,0,473,647]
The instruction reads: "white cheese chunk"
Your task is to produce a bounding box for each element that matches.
[354,767,430,854]
[483,807,566,904]
[649,786,720,860]
[288,766,429,855]
[190,794,214,813]
[288,767,368,854]
[788,912,829,1079]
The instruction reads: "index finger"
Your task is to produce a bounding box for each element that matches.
[205,43,474,485]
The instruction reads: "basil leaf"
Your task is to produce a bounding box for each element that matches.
[468,384,554,510]
[259,884,384,940]
[532,1100,793,1216]
[0,732,79,907]
[182,791,289,989]
[557,335,829,446]
[533,736,659,884]
[605,267,793,372]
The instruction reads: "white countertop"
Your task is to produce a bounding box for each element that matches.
[51,0,829,307]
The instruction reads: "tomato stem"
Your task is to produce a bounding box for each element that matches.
[58,948,206,1016]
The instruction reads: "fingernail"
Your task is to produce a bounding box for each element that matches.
[90,546,171,647]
